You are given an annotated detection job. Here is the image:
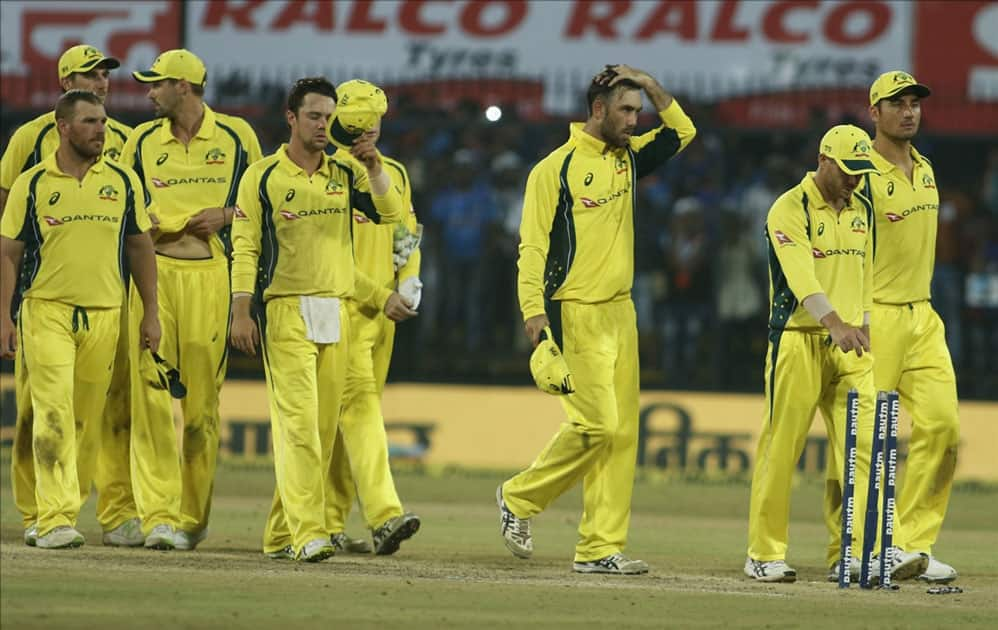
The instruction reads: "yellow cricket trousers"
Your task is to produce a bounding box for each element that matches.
[129,254,229,535]
[11,294,136,531]
[18,298,118,535]
[503,298,640,563]
[261,297,350,555]
[822,301,959,556]
[748,329,876,566]
[325,301,402,533]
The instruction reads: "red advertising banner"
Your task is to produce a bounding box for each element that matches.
[0,1,181,110]
[911,0,998,134]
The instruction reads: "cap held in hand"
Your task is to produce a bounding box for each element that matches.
[327,79,387,150]
[529,327,575,396]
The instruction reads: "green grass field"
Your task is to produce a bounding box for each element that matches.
[2,454,997,629]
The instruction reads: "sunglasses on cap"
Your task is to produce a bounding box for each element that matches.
[150,352,187,399]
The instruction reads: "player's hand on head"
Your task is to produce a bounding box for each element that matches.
[0,316,16,360]
[599,64,652,89]
[524,314,550,348]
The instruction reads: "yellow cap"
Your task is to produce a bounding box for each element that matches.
[529,327,575,396]
[869,70,931,106]
[819,125,878,175]
[57,45,120,79]
[133,49,207,87]
[327,79,387,149]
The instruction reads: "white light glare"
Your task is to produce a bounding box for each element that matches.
[485,105,502,122]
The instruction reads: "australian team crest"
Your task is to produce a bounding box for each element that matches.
[205,148,226,165]
[98,184,119,201]
[325,180,344,196]
[850,216,866,234]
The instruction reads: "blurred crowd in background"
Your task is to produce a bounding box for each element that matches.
[3,79,996,399]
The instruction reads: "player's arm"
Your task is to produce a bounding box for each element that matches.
[229,168,264,356]
[348,143,403,224]
[859,189,874,340]
[600,65,696,179]
[0,175,30,358]
[517,161,560,346]
[122,169,160,352]
[768,197,868,355]
[354,268,416,322]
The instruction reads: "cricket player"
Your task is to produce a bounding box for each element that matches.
[823,71,959,584]
[744,124,927,583]
[498,64,695,574]
[0,44,143,548]
[229,77,412,562]
[324,82,423,556]
[0,90,159,549]
[121,49,262,550]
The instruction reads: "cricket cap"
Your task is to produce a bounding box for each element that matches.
[133,49,207,87]
[529,327,575,396]
[58,45,120,79]
[869,71,931,106]
[819,124,878,176]
[327,79,387,150]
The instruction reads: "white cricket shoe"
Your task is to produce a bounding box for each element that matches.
[744,557,797,583]
[574,553,649,575]
[827,556,862,582]
[36,526,85,549]
[496,485,532,559]
[24,523,38,547]
[869,547,929,584]
[144,524,176,550]
[330,532,372,554]
[103,517,145,547]
[174,528,208,551]
[918,556,958,584]
[298,538,335,562]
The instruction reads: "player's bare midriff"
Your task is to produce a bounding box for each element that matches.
[154,230,212,259]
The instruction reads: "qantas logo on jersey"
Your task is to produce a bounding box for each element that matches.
[279,207,347,220]
[151,176,228,188]
[884,203,937,223]
[43,214,119,226]
[773,230,793,245]
[813,247,865,259]
[579,185,630,209]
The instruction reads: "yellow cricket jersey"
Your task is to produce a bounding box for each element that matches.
[350,152,421,290]
[0,154,151,308]
[120,105,262,257]
[518,100,696,320]
[865,146,939,304]
[1,111,132,191]
[231,145,403,304]
[766,173,874,331]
